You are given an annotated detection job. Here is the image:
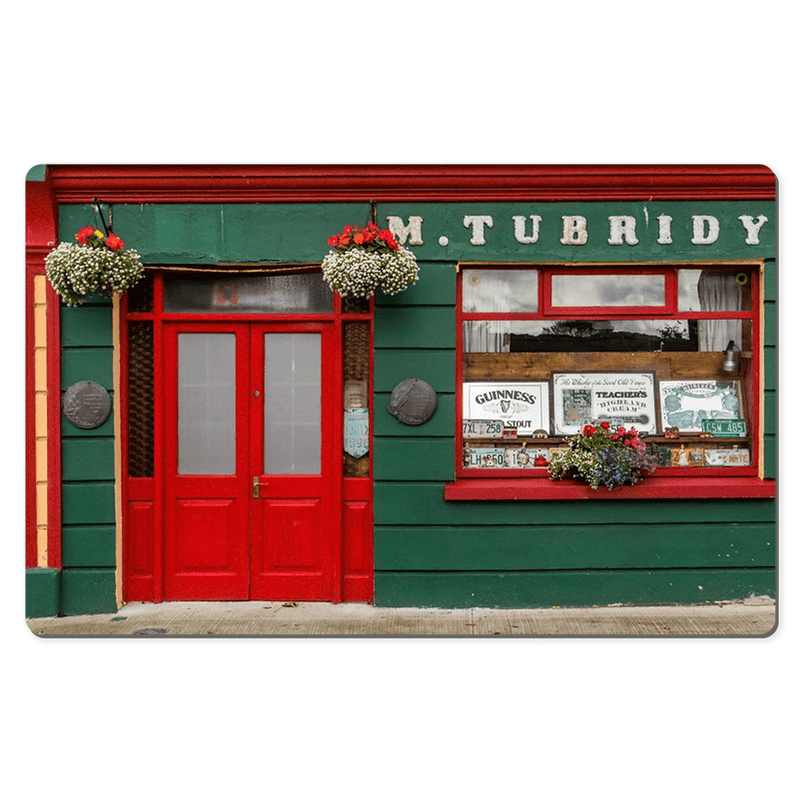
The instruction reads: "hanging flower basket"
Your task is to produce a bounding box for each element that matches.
[45,226,144,306]
[548,422,657,490]
[321,223,418,298]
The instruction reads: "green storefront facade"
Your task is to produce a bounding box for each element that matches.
[25,165,777,617]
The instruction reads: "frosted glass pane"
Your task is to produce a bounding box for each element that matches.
[178,334,236,474]
[263,334,321,474]
[462,269,538,312]
[164,273,333,314]
[552,274,665,307]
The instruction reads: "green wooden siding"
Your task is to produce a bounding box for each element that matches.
[375,569,775,609]
[59,293,117,615]
[375,523,775,571]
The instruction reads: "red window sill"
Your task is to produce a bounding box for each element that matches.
[444,476,776,501]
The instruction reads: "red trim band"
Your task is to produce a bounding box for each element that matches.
[46,164,777,203]
[444,477,776,501]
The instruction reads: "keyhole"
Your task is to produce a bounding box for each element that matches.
[254,390,261,397]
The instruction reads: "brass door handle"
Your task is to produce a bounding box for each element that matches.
[252,476,267,498]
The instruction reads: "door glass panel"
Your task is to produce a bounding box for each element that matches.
[178,333,236,475]
[263,333,321,474]
[164,273,333,314]
[551,274,665,307]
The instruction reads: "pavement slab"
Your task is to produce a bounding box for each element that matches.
[26,598,777,637]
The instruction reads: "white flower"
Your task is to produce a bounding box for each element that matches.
[45,242,144,306]
[321,247,418,298]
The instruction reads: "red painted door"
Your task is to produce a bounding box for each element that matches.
[162,321,338,601]
[249,324,338,600]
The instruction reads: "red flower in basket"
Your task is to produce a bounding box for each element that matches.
[377,229,399,251]
[75,226,95,245]
[106,233,125,251]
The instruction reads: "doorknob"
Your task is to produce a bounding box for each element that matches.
[252,476,262,498]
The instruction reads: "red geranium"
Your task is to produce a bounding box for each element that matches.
[328,222,401,254]
[106,233,125,251]
[75,226,95,245]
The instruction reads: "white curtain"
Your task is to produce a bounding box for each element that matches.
[697,272,742,351]
[463,320,511,353]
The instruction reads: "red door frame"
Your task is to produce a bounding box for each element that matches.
[121,271,368,603]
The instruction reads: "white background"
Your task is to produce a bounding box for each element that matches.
[3,3,795,799]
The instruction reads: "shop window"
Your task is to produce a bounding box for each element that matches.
[456,265,762,488]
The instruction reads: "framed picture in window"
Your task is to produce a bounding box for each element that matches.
[551,372,658,435]
[462,382,550,435]
[658,380,743,432]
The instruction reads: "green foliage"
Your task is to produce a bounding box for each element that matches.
[548,423,657,490]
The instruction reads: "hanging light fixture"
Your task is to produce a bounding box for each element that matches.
[722,340,740,372]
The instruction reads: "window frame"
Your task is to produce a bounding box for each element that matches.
[451,261,769,499]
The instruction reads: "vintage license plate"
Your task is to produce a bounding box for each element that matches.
[463,419,504,439]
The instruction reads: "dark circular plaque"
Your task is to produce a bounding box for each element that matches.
[387,378,437,426]
[62,381,112,430]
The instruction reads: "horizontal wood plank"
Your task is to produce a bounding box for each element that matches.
[374,393,455,437]
[375,306,455,349]
[62,482,115,525]
[62,525,117,568]
[61,437,115,481]
[374,349,455,393]
[464,350,739,382]
[373,438,455,482]
[374,482,776,526]
[375,262,457,307]
[374,523,775,571]
[374,567,776,609]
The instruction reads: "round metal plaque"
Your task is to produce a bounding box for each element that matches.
[387,378,437,426]
[62,381,112,430]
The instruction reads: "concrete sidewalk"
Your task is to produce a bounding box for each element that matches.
[27,597,776,637]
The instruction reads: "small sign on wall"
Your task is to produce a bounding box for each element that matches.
[344,408,369,458]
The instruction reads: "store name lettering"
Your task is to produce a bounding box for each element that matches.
[386,213,769,247]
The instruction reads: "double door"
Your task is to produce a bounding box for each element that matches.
[162,321,338,600]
